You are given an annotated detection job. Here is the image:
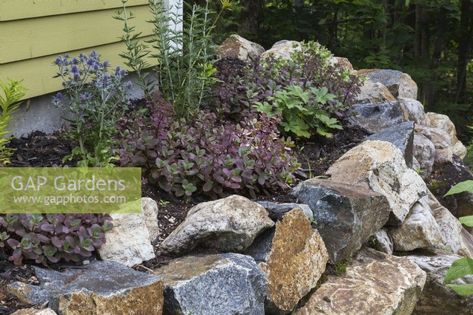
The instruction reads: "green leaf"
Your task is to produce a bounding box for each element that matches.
[445,180,473,196]
[459,216,473,227]
[446,284,473,297]
[444,257,473,284]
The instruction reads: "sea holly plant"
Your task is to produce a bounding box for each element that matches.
[254,85,342,138]
[53,51,131,167]
[0,214,112,266]
[443,180,473,296]
[0,80,25,166]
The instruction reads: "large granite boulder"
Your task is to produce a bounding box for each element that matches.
[295,249,427,315]
[348,102,405,133]
[357,69,418,99]
[153,253,266,315]
[293,179,391,262]
[326,140,427,225]
[399,97,428,125]
[251,209,329,314]
[217,34,265,62]
[426,112,467,159]
[7,261,164,314]
[367,121,414,167]
[408,255,473,315]
[355,80,396,104]
[160,195,274,254]
[99,203,156,267]
[388,197,446,253]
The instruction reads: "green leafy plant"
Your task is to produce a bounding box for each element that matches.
[0,80,25,166]
[254,85,342,138]
[444,257,473,296]
[444,180,473,296]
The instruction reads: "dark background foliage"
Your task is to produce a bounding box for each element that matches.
[189,0,473,142]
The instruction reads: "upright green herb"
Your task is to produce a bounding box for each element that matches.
[148,0,222,117]
[0,81,25,166]
[117,0,227,118]
[114,0,154,100]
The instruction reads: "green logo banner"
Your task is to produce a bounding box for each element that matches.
[0,168,142,214]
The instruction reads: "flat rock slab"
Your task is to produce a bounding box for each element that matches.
[367,121,414,167]
[293,179,390,263]
[153,253,266,315]
[408,255,473,315]
[295,249,427,315]
[349,102,405,134]
[7,261,164,315]
[327,140,427,225]
[160,195,274,254]
[258,210,329,314]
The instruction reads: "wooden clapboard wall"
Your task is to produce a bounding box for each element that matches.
[0,0,161,99]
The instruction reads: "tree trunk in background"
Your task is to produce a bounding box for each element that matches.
[456,0,473,102]
[415,4,429,61]
[239,0,264,41]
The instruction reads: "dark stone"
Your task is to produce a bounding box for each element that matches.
[293,179,391,263]
[256,201,313,221]
[349,101,406,133]
[153,253,267,315]
[367,121,415,167]
[245,229,275,263]
[429,156,473,219]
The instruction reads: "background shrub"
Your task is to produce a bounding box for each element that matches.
[214,41,362,130]
[0,214,112,266]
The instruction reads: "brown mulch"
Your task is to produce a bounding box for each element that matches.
[296,125,369,177]
[9,131,77,167]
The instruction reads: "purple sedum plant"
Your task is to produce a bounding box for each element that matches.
[0,214,112,266]
[119,97,300,198]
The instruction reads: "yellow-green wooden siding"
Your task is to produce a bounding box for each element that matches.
[0,0,155,99]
